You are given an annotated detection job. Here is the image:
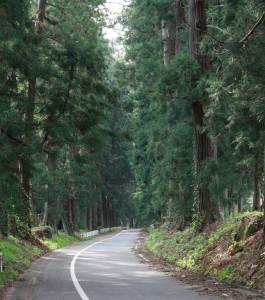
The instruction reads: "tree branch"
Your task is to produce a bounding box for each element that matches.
[1,128,27,146]
[240,11,265,43]
[44,16,58,26]
[46,2,65,14]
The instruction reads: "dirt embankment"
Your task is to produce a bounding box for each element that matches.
[135,213,265,300]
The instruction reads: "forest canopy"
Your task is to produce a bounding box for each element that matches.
[0,0,264,243]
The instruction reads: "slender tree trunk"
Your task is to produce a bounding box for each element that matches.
[162,19,176,65]
[88,207,93,230]
[253,154,261,211]
[42,202,48,226]
[175,0,185,53]
[189,0,222,226]
[262,140,265,247]
[0,205,8,237]
[92,202,98,229]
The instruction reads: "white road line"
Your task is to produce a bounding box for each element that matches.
[70,232,123,300]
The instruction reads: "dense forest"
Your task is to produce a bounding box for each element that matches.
[0,0,135,238]
[0,0,265,244]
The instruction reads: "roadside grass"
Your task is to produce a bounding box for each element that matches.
[0,236,44,291]
[42,231,80,250]
[0,230,98,296]
[0,228,122,296]
[146,212,265,290]
[146,227,208,270]
[146,215,242,270]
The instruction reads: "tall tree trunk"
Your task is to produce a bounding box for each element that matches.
[0,204,8,237]
[19,0,46,237]
[262,140,265,247]
[175,0,185,53]
[92,202,98,229]
[189,0,222,226]
[253,154,261,211]
[162,1,186,222]
[88,206,93,230]
[162,19,176,65]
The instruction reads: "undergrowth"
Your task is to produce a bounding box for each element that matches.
[146,227,208,270]
[43,231,80,249]
[0,231,80,296]
[0,236,44,291]
[146,212,264,288]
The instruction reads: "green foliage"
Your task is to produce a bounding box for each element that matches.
[146,228,208,269]
[0,0,134,235]
[146,214,257,284]
[214,266,236,282]
[43,231,80,250]
[0,236,44,290]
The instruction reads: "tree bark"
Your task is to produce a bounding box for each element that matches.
[19,0,46,237]
[162,19,176,65]
[42,202,48,226]
[175,0,185,53]
[253,154,261,211]
[88,207,93,230]
[0,204,8,237]
[92,202,98,229]
[189,0,222,226]
[262,140,265,247]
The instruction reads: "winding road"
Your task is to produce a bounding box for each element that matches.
[6,230,218,300]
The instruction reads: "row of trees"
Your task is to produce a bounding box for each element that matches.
[0,0,135,238]
[117,0,265,236]
[1,0,264,242]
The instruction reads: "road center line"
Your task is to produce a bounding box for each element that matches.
[70,231,123,300]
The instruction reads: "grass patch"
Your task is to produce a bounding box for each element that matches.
[146,227,208,270]
[0,228,118,296]
[0,236,44,291]
[146,213,265,289]
[42,231,80,250]
[214,266,236,282]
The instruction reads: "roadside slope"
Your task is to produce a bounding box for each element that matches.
[141,212,265,299]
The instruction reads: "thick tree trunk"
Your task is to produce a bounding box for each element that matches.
[162,1,186,223]
[19,0,46,237]
[189,0,222,226]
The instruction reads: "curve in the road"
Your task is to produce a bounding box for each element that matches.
[70,232,123,300]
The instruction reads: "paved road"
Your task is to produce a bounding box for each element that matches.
[6,230,218,300]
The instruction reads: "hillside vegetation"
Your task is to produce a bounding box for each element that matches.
[146,212,265,292]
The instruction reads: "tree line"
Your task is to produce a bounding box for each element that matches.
[116,0,265,242]
[0,0,135,238]
[1,0,265,244]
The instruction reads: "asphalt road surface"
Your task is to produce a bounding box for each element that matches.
[6,230,218,300]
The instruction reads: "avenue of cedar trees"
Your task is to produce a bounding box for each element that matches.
[0,0,265,244]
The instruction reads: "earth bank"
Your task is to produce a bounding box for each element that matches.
[138,212,265,299]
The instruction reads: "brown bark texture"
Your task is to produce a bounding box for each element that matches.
[189,0,222,225]
[253,154,261,211]
[19,0,46,236]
